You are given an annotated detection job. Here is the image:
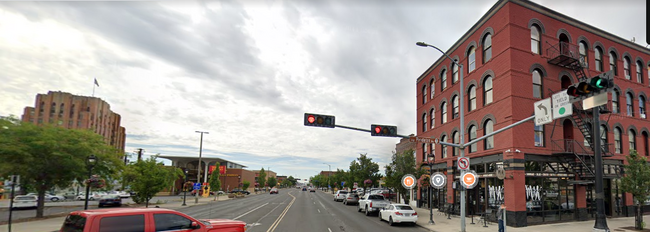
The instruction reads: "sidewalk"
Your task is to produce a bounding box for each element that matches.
[412,206,650,232]
[0,193,241,232]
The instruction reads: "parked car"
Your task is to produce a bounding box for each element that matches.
[358,194,390,216]
[98,194,122,208]
[110,191,131,198]
[27,193,65,202]
[215,191,226,195]
[333,190,348,202]
[309,188,316,192]
[270,188,279,194]
[12,195,37,209]
[229,189,251,195]
[302,187,307,191]
[59,208,247,232]
[342,193,359,205]
[379,204,418,226]
[76,192,103,201]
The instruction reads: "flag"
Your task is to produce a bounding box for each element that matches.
[94,78,100,87]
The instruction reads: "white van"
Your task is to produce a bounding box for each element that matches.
[13,195,37,209]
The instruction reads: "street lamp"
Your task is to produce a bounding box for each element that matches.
[84,155,98,210]
[323,163,331,193]
[417,41,468,231]
[195,131,209,204]
[182,169,188,206]
[427,153,435,225]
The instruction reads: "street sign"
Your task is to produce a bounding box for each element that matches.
[552,91,572,119]
[193,183,201,190]
[460,171,478,189]
[496,167,506,180]
[457,157,470,170]
[534,98,552,126]
[583,92,608,110]
[401,174,416,189]
[430,172,446,189]
[409,136,437,144]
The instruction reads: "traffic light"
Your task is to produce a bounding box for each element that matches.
[304,113,335,128]
[371,124,398,137]
[566,71,614,103]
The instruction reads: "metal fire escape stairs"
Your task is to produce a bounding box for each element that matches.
[546,42,614,183]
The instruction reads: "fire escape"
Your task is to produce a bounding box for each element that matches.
[546,42,614,184]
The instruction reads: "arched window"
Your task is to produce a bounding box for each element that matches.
[610,51,618,75]
[441,102,447,124]
[614,127,622,153]
[452,61,459,83]
[469,125,477,153]
[441,135,447,158]
[468,85,477,111]
[612,90,620,113]
[534,125,544,147]
[595,47,603,72]
[430,109,435,129]
[59,103,65,117]
[452,95,459,119]
[640,96,646,118]
[624,57,631,80]
[629,129,637,152]
[637,61,643,83]
[422,113,427,132]
[422,85,427,104]
[601,125,608,150]
[50,102,56,115]
[627,92,634,116]
[468,46,476,72]
[422,143,427,162]
[530,25,541,54]
[441,70,447,91]
[484,76,493,105]
[579,41,588,67]
[483,33,492,63]
[532,69,543,99]
[484,120,494,150]
[70,104,75,118]
[430,79,435,99]
[452,131,460,156]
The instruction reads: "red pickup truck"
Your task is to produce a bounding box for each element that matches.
[59,208,246,232]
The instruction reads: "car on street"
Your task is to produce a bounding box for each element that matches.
[76,192,103,201]
[98,194,122,208]
[342,193,359,205]
[379,204,418,226]
[110,191,132,198]
[12,195,38,209]
[270,187,278,194]
[302,187,307,191]
[333,190,348,202]
[230,189,251,195]
[59,208,247,232]
[27,193,66,202]
[358,194,390,216]
[309,188,316,192]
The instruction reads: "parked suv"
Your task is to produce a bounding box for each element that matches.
[333,190,348,202]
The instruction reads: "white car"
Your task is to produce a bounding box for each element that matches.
[12,195,38,209]
[27,193,65,202]
[75,192,103,201]
[333,190,348,202]
[379,204,418,226]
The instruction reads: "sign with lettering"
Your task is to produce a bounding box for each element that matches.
[409,136,437,144]
[534,98,552,126]
[552,91,572,119]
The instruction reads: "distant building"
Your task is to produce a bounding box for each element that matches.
[21,91,125,153]
[395,134,416,155]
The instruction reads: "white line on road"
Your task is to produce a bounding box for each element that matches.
[328,228,332,232]
[318,209,321,213]
[232,203,269,220]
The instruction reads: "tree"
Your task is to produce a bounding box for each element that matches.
[620,150,650,229]
[310,174,323,187]
[384,149,420,204]
[123,156,183,207]
[242,180,250,191]
[208,164,221,201]
[281,179,292,187]
[0,117,122,218]
[287,176,297,186]
[258,168,267,192]
[349,154,382,195]
[267,177,277,188]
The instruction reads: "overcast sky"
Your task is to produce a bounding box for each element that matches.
[0,0,645,181]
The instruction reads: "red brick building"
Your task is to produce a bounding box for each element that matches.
[21,91,126,153]
[415,0,649,227]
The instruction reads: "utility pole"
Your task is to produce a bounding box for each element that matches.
[592,108,610,232]
[136,148,143,161]
[195,131,208,204]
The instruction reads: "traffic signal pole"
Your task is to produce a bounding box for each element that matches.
[334,124,411,139]
[592,108,610,232]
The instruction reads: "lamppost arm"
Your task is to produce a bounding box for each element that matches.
[416,42,460,67]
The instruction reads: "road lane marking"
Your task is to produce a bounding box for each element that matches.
[232,203,269,220]
[328,228,332,232]
[317,209,321,213]
[266,192,296,232]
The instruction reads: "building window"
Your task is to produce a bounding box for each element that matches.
[50,102,56,116]
[452,131,459,156]
[601,125,608,151]
[441,135,447,158]
[640,96,646,118]
[452,61,459,83]
[452,95,459,119]
[422,85,427,104]
[612,90,620,113]
[595,47,603,72]
[468,85,477,111]
[532,69,543,99]
[629,129,637,152]
[430,79,435,99]
[483,33,492,63]
[441,102,447,124]
[610,51,618,75]
[70,104,75,118]
[636,61,643,83]
[626,92,634,116]
[614,127,622,153]
[624,57,631,80]
[534,125,544,147]
[468,125,477,153]
[468,46,476,72]
[430,109,435,129]
[579,41,588,68]
[441,70,447,91]
[484,119,494,150]
[422,113,427,132]
[422,143,427,163]
[484,76,493,105]
[530,25,541,54]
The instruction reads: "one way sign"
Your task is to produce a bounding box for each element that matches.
[534,98,552,126]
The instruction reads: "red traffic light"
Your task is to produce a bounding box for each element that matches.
[374,126,382,134]
[307,115,316,124]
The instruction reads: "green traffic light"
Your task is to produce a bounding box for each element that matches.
[590,77,608,89]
